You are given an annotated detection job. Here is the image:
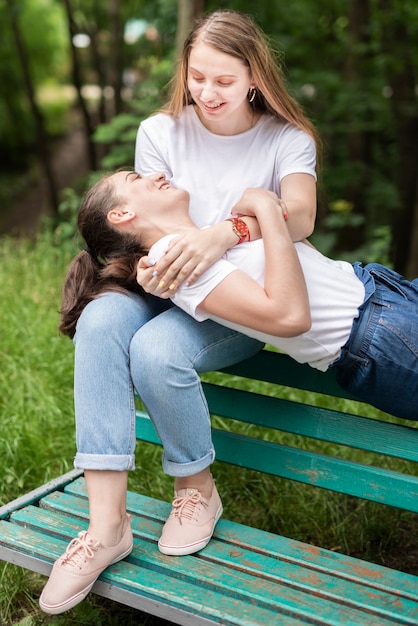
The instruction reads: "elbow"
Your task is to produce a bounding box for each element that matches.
[301,211,316,240]
[294,207,316,241]
[286,311,311,337]
[267,310,311,338]
[296,312,312,336]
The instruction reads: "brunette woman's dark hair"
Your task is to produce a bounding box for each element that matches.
[59,175,148,338]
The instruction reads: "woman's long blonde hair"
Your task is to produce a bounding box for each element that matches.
[161,9,320,149]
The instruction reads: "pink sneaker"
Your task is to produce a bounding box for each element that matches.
[158,485,223,556]
[39,514,133,614]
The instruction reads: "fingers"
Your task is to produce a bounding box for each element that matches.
[137,256,206,296]
[136,257,184,298]
[148,248,204,290]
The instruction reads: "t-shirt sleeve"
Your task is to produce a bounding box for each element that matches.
[171,260,238,321]
[135,114,173,176]
[277,127,317,182]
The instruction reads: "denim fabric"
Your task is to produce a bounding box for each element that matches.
[333,263,418,420]
[73,292,263,473]
[130,306,263,475]
[73,292,170,471]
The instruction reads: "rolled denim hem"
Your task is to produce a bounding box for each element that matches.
[74,453,135,471]
[162,449,215,477]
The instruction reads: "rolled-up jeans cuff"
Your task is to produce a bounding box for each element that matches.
[74,453,135,471]
[162,449,215,477]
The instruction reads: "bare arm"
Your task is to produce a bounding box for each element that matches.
[279,173,317,241]
[137,173,316,297]
[136,215,259,298]
[199,189,311,337]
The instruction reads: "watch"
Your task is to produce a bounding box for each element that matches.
[226,217,250,244]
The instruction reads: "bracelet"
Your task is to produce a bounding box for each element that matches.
[226,217,250,244]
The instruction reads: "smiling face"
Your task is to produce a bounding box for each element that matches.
[187,41,255,134]
[112,171,190,217]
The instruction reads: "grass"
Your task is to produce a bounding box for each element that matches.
[0,229,417,625]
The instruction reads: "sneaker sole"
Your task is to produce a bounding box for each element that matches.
[158,504,223,556]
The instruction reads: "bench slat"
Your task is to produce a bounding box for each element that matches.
[135,413,418,512]
[1,350,417,624]
[64,478,417,599]
[203,383,418,461]
[221,351,356,398]
[2,482,417,625]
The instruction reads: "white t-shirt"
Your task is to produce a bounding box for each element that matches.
[135,105,317,227]
[149,236,365,372]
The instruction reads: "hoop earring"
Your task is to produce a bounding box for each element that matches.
[248,87,257,103]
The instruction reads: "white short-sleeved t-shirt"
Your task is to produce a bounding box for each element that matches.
[135,105,317,227]
[149,236,365,372]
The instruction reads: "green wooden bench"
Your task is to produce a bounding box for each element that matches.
[1,350,418,625]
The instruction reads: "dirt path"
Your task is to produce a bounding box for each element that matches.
[2,124,90,237]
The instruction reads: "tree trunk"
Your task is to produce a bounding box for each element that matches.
[62,0,98,170]
[5,0,59,215]
[88,4,108,125]
[378,0,418,275]
[337,0,373,252]
[109,0,124,116]
[176,0,206,61]
[406,179,418,279]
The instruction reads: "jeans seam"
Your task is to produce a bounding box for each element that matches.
[190,330,253,368]
[379,318,418,359]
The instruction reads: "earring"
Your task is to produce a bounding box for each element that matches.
[248,87,257,103]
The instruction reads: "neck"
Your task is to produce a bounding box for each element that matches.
[194,103,259,136]
[141,216,196,251]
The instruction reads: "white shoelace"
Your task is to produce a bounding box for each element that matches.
[172,490,208,525]
[60,531,100,569]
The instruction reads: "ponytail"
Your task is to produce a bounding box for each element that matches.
[59,175,148,338]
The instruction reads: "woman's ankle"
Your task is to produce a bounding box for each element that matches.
[174,469,214,499]
[88,511,128,547]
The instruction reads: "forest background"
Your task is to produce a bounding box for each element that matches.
[1,1,418,624]
[1,0,418,274]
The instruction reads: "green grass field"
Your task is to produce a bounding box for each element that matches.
[1,230,417,625]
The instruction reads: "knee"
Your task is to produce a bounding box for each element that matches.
[76,294,124,338]
[75,292,150,344]
[131,323,187,389]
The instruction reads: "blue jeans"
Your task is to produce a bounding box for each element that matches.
[73,292,263,474]
[333,263,418,420]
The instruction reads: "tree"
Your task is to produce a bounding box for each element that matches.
[4,0,59,214]
[377,0,418,276]
[62,0,98,170]
[175,0,206,60]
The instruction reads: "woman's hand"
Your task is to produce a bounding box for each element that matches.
[136,256,173,298]
[136,225,234,296]
[231,188,288,220]
[233,175,317,242]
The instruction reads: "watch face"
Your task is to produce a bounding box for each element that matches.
[228,217,249,243]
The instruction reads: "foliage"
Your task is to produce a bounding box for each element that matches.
[0,0,69,166]
[94,57,173,169]
[2,0,418,269]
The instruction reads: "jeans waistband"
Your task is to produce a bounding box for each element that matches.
[353,262,407,303]
[340,262,403,361]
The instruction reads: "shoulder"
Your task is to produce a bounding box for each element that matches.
[139,111,173,135]
[140,106,194,132]
[257,115,313,142]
